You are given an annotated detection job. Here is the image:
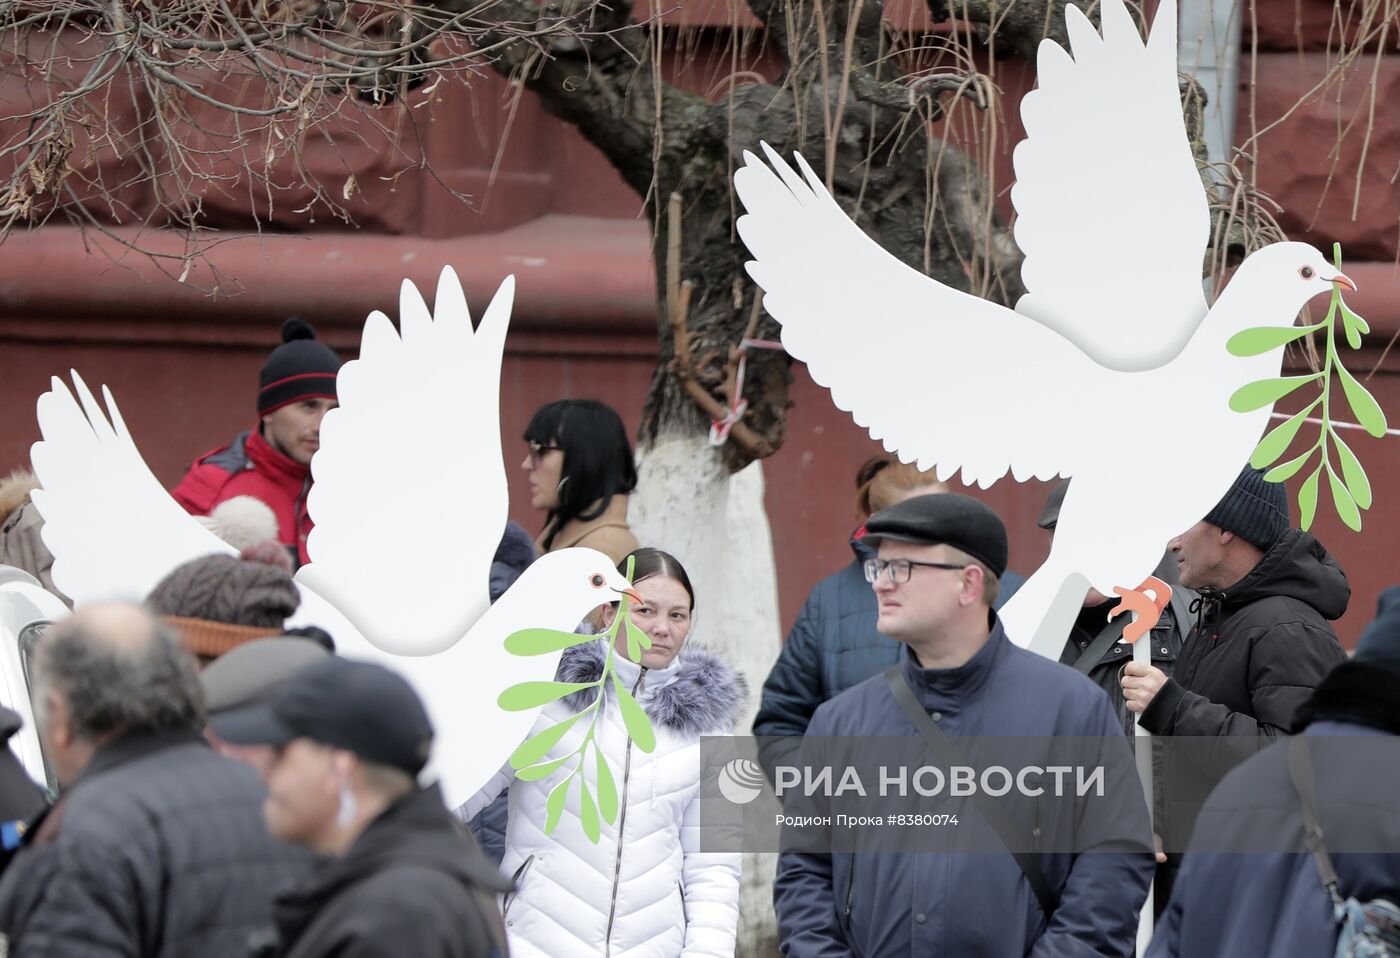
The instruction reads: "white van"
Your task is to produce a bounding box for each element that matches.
[0,566,67,789]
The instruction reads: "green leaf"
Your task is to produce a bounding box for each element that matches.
[1341,311,1363,350]
[498,681,597,712]
[544,776,572,835]
[612,673,656,753]
[624,617,652,662]
[594,741,619,824]
[1325,464,1362,532]
[1227,325,1319,357]
[579,781,601,843]
[515,754,574,782]
[1248,401,1319,469]
[1229,375,1321,413]
[1339,301,1370,338]
[1299,467,1322,531]
[505,628,599,656]
[1335,362,1388,437]
[1332,430,1373,510]
[1264,447,1316,483]
[510,712,584,769]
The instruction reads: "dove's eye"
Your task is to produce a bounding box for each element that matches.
[589,574,606,588]
[1299,266,1315,279]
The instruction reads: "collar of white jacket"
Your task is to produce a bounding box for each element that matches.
[610,642,683,697]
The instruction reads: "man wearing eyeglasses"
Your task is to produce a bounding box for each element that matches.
[774,493,1154,958]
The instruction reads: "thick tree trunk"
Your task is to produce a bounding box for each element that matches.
[628,436,784,956]
[465,3,1101,954]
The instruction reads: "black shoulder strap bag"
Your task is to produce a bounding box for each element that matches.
[1286,735,1400,957]
[884,667,1059,918]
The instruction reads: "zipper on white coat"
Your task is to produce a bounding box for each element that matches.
[603,666,647,958]
[502,854,536,922]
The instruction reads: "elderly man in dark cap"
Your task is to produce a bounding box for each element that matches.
[0,603,306,957]
[212,658,508,958]
[1122,465,1349,908]
[774,493,1153,958]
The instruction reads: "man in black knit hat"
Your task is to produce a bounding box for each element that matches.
[1121,465,1349,905]
[172,320,341,568]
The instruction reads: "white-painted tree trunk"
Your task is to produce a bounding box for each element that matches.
[629,433,783,958]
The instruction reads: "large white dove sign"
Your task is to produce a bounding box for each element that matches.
[29,268,637,809]
[732,0,1359,658]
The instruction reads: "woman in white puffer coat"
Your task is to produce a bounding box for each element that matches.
[460,547,746,958]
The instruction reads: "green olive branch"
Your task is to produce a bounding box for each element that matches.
[498,555,657,842]
[1228,243,1388,531]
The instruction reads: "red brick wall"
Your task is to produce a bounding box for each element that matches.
[2,6,1397,646]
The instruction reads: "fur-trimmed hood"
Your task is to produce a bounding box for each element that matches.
[0,469,39,523]
[556,639,747,736]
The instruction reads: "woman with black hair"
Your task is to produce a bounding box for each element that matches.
[521,399,640,565]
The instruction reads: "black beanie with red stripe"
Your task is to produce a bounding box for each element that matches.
[258,318,341,416]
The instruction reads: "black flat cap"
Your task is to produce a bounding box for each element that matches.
[864,492,1008,579]
[211,657,433,776]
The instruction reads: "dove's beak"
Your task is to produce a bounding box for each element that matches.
[1331,272,1357,292]
[616,587,646,605]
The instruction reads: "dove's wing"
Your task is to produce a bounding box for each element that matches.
[29,374,237,604]
[735,146,1106,487]
[1011,0,1209,369]
[298,269,514,657]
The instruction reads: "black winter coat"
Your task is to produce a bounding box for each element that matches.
[1141,529,1349,742]
[1146,661,1400,957]
[0,727,308,958]
[264,784,510,958]
[1139,529,1349,886]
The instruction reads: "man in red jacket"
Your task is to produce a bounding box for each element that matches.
[172,319,341,568]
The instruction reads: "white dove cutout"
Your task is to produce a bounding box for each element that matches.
[732,0,1355,658]
[28,268,639,808]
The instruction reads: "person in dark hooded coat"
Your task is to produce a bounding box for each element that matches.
[1123,467,1349,903]
[1146,586,1400,957]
